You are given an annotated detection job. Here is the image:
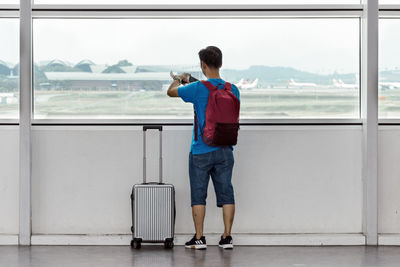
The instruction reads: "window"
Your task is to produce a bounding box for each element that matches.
[379,19,400,119]
[0,19,18,120]
[33,18,359,119]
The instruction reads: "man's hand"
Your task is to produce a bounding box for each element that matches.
[167,72,191,97]
[177,73,191,84]
[170,72,191,84]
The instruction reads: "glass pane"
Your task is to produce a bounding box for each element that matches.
[33,18,359,119]
[34,0,360,5]
[379,19,400,119]
[0,19,18,120]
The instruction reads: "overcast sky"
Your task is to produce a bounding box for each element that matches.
[33,18,360,74]
[1,17,400,73]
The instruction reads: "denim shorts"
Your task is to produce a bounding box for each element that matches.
[189,147,235,207]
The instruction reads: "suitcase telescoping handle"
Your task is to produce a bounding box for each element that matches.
[143,125,163,184]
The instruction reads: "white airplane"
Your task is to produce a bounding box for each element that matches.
[379,81,400,90]
[332,79,358,89]
[235,78,258,89]
[286,78,316,88]
[235,78,245,88]
[0,93,18,104]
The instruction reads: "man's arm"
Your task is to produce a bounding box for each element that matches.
[167,80,180,97]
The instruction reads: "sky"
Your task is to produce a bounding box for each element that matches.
[31,18,360,74]
[380,19,400,70]
[1,17,400,74]
[0,19,18,65]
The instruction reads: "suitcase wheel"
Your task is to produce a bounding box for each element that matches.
[164,238,174,249]
[131,239,142,249]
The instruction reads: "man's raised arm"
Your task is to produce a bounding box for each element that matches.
[167,80,180,97]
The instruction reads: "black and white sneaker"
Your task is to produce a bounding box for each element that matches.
[219,235,233,249]
[185,234,207,249]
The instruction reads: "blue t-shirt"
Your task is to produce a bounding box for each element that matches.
[178,78,240,155]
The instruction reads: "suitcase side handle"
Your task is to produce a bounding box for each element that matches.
[143,125,163,184]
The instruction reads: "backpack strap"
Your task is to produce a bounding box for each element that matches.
[201,81,217,92]
[224,82,232,91]
[201,80,232,92]
[193,108,203,141]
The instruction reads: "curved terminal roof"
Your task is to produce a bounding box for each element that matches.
[47,59,69,67]
[44,71,171,81]
[75,59,95,67]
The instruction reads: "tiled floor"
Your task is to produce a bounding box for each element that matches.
[1,245,399,267]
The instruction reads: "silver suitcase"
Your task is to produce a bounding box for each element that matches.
[130,125,175,249]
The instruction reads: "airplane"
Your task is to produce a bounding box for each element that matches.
[236,78,258,90]
[286,78,316,88]
[332,79,358,89]
[0,93,18,104]
[379,81,400,90]
[235,78,245,88]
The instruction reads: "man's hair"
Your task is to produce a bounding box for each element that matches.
[198,46,222,69]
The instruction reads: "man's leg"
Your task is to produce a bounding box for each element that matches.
[222,204,235,238]
[188,152,212,240]
[192,205,206,239]
[210,147,235,239]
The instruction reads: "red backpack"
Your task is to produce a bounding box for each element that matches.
[194,81,240,147]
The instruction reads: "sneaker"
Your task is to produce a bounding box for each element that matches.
[219,235,233,249]
[185,234,207,249]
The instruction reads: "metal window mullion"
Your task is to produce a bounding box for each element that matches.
[379,4,400,11]
[361,0,378,246]
[0,11,19,17]
[379,10,400,17]
[31,4,363,10]
[0,4,19,10]
[379,119,400,125]
[19,0,32,246]
[31,10,362,19]
[29,118,363,125]
[31,4,363,18]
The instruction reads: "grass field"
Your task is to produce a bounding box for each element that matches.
[1,88,400,119]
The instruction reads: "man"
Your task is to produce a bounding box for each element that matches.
[167,46,240,249]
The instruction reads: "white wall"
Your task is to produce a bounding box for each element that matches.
[30,125,363,235]
[379,126,400,234]
[0,126,19,235]
[3,124,400,240]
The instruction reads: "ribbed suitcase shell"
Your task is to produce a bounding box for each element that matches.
[131,183,175,242]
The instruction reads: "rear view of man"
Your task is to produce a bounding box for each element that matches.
[167,46,240,249]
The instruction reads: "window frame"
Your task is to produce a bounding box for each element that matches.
[0,6,19,124]
[0,3,371,125]
[377,6,400,124]
[27,4,363,125]
[15,0,382,247]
